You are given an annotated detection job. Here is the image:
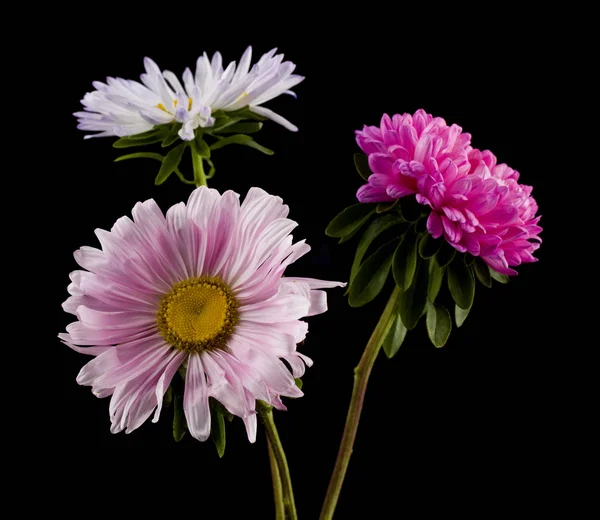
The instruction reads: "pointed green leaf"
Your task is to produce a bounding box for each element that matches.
[354,153,372,181]
[426,301,452,347]
[350,214,405,284]
[218,122,263,134]
[113,135,165,148]
[397,198,425,222]
[464,254,476,266]
[210,116,241,133]
[226,107,267,121]
[126,128,163,140]
[160,124,181,148]
[490,267,510,284]
[155,143,186,185]
[428,258,445,303]
[294,378,303,390]
[473,258,492,288]
[376,199,400,213]
[162,386,173,408]
[173,393,186,442]
[382,314,408,359]
[114,152,164,163]
[209,134,273,155]
[398,259,429,330]
[325,203,375,238]
[210,404,226,458]
[455,304,471,328]
[392,229,418,290]
[447,256,475,309]
[193,135,211,158]
[348,239,399,307]
[338,226,361,244]
[418,233,441,259]
[434,241,456,268]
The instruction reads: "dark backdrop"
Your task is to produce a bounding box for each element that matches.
[44,15,567,519]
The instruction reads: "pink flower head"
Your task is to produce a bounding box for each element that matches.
[60,187,345,442]
[356,109,542,274]
[355,109,472,203]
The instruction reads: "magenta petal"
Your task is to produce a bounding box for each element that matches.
[427,212,444,239]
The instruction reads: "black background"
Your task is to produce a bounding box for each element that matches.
[42,13,573,519]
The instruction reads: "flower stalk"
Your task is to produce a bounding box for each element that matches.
[320,287,401,520]
[191,147,208,187]
[257,401,298,520]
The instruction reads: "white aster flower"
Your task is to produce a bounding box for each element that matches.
[75,47,304,141]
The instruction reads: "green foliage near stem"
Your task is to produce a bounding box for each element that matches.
[349,214,405,285]
[294,378,303,390]
[209,134,274,155]
[489,267,510,284]
[325,203,376,238]
[428,258,445,303]
[418,233,441,259]
[353,153,371,181]
[348,239,399,307]
[473,257,492,287]
[455,304,471,328]
[392,229,418,291]
[155,143,187,185]
[398,260,429,330]
[426,301,452,347]
[447,256,476,310]
[173,393,187,442]
[210,400,227,458]
[382,313,408,358]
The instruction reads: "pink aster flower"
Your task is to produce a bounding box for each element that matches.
[355,109,472,203]
[356,109,542,274]
[59,187,344,442]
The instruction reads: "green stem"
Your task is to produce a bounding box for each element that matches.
[319,287,402,520]
[267,437,286,520]
[191,146,208,187]
[257,402,298,520]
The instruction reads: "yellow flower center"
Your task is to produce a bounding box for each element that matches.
[156,98,193,114]
[157,277,238,353]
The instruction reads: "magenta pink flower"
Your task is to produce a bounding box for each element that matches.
[356,110,542,274]
[355,109,472,203]
[60,187,344,442]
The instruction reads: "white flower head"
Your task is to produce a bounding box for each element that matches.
[75,46,304,141]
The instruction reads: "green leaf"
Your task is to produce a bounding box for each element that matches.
[160,124,181,148]
[473,258,492,288]
[382,313,408,359]
[155,143,186,185]
[193,135,211,158]
[434,241,456,268]
[398,259,429,330]
[397,198,425,222]
[376,199,400,213]
[226,107,267,121]
[418,233,441,259]
[113,135,165,148]
[350,214,405,284]
[114,152,164,163]
[125,128,163,140]
[162,386,173,408]
[210,403,226,458]
[348,239,399,307]
[173,393,186,442]
[209,134,273,155]
[354,153,371,181]
[218,122,263,134]
[392,229,418,290]
[455,304,471,328]
[294,378,303,390]
[490,267,510,284]
[209,115,240,133]
[426,301,452,347]
[338,226,361,244]
[447,256,475,310]
[325,203,375,238]
[464,254,476,266]
[428,258,445,303]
